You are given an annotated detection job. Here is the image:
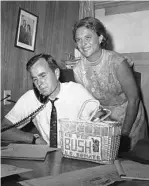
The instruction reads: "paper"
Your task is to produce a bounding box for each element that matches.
[1,164,32,178]
[20,164,121,186]
[115,159,149,180]
[1,143,57,161]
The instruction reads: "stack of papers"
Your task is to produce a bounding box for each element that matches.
[1,143,57,161]
[114,159,149,180]
[19,163,121,186]
[1,164,32,178]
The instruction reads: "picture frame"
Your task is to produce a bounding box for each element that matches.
[15,8,38,52]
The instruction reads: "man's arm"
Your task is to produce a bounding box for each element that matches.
[1,118,47,145]
[1,118,34,143]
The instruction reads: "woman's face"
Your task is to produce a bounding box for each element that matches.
[75,26,101,61]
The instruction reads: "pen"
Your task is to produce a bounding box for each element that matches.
[114,159,125,176]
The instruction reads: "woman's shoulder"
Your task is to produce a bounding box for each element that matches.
[104,49,124,61]
[73,57,86,75]
[104,49,133,67]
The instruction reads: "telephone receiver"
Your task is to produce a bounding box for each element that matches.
[33,83,49,104]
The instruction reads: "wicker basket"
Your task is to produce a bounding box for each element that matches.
[59,100,122,164]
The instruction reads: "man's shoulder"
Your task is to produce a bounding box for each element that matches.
[62,81,84,90]
[19,89,35,101]
[61,82,92,97]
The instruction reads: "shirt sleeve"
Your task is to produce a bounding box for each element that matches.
[5,90,40,128]
[69,82,100,120]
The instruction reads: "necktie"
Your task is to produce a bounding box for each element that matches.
[50,98,58,148]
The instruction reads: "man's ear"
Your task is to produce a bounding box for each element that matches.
[55,68,60,80]
[98,35,104,44]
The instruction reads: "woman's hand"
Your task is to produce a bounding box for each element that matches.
[35,137,47,145]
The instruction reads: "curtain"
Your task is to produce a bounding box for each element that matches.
[73,1,95,60]
[79,0,95,19]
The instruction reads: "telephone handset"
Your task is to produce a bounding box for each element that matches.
[1,83,59,133]
[33,83,49,104]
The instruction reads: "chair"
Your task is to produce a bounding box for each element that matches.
[59,69,75,83]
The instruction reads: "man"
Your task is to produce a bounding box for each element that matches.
[24,24,32,46]
[1,54,98,147]
[19,19,27,44]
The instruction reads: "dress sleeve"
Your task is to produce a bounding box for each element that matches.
[112,52,134,71]
[73,63,83,84]
[123,55,134,67]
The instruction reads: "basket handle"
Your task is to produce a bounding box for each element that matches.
[78,99,111,122]
[77,99,100,121]
[91,105,111,122]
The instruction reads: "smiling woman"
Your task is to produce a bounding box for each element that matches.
[72,17,148,152]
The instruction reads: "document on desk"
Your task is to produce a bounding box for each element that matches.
[1,164,32,178]
[20,164,122,186]
[1,144,57,161]
[114,159,149,180]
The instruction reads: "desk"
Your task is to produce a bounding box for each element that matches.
[1,150,149,186]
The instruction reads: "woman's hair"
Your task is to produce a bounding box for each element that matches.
[72,17,108,48]
[26,53,59,72]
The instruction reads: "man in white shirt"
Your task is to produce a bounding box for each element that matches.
[1,54,98,147]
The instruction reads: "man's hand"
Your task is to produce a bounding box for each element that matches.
[35,137,47,145]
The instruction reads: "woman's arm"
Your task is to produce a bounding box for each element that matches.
[116,60,140,135]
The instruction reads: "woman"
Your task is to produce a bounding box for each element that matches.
[72,17,148,152]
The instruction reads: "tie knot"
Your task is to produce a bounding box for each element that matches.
[50,98,58,105]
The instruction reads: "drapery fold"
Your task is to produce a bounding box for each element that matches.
[79,0,95,19]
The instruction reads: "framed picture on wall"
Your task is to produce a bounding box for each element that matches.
[15,8,38,52]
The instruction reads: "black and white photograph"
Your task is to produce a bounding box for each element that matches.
[15,8,38,51]
[1,1,149,186]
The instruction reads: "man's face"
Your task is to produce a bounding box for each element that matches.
[30,58,58,97]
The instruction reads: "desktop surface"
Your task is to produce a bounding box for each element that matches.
[1,146,149,186]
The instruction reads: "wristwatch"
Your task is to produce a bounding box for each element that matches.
[32,134,40,144]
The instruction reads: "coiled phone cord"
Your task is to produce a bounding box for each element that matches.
[1,99,50,133]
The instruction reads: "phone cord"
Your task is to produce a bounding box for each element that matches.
[1,99,50,133]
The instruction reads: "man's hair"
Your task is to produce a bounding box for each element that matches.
[72,17,108,48]
[26,53,59,72]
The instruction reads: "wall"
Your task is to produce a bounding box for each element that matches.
[95,1,149,122]
[1,1,79,118]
